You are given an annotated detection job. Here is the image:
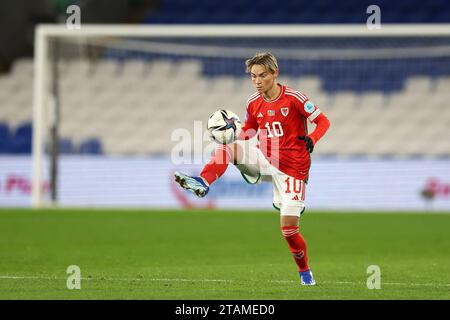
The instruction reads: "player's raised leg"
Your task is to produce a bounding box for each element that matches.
[174,143,243,197]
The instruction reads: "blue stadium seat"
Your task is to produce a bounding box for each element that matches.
[0,123,11,154]
[59,138,75,154]
[0,141,11,154]
[0,122,9,141]
[9,139,31,154]
[10,122,32,154]
[14,122,32,140]
[79,138,103,155]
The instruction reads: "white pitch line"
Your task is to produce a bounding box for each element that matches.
[269,279,450,287]
[0,275,449,288]
[0,276,232,283]
[91,278,233,283]
[0,276,61,280]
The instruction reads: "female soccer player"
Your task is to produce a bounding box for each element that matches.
[174,52,330,286]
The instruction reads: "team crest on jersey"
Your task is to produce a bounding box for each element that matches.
[268,110,275,116]
[281,107,289,117]
[304,101,315,113]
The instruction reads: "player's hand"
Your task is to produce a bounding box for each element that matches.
[298,136,314,153]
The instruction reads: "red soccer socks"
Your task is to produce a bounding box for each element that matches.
[200,145,232,185]
[281,226,309,272]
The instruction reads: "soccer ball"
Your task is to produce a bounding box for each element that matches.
[207,109,242,145]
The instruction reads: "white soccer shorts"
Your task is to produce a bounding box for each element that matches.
[234,141,306,217]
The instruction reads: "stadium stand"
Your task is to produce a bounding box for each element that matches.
[0,56,449,157]
[0,0,449,157]
[144,0,450,24]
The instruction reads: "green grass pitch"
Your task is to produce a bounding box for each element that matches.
[0,209,449,300]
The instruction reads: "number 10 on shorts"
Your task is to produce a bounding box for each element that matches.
[285,177,305,200]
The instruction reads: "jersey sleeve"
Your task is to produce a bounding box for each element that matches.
[291,92,322,123]
[238,101,258,140]
[308,112,331,144]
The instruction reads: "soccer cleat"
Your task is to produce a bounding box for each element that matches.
[174,171,210,198]
[299,269,316,286]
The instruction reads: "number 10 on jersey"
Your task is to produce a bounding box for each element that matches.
[264,121,284,138]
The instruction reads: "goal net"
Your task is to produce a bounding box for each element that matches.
[32,24,450,210]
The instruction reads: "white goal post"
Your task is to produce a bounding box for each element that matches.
[32,24,450,208]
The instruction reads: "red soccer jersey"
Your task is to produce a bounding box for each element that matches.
[240,84,322,181]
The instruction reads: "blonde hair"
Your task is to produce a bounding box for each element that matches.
[245,52,279,74]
